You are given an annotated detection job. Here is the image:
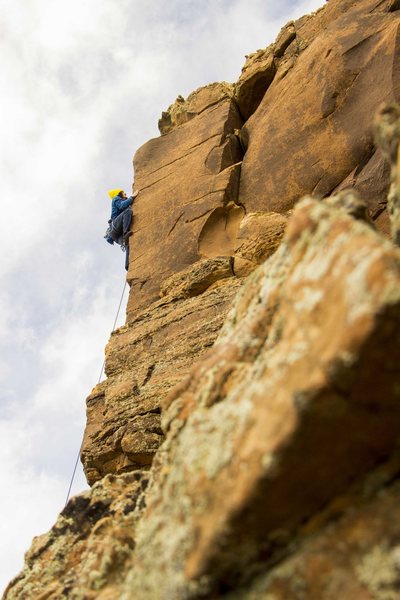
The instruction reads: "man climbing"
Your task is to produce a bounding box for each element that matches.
[105,188,139,270]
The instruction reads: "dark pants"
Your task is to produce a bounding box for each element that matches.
[110,208,132,243]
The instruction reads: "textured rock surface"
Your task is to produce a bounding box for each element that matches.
[374,103,400,244]
[159,256,234,299]
[4,472,148,600]
[124,197,400,598]
[226,460,400,600]
[239,0,400,223]
[6,0,400,597]
[8,195,400,599]
[234,46,276,121]
[81,274,241,485]
[158,82,234,135]
[233,211,288,276]
[127,95,243,316]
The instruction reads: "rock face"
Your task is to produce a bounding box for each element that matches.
[7,195,400,599]
[127,93,243,316]
[374,103,400,243]
[239,0,400,227]
[6,0,400,598]
[124,197,400,598]
[233,211,288,276]
[226,465,400,600]
[81,274,241,485]
[158,82,235,135]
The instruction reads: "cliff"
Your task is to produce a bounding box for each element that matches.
[5,0,400,598]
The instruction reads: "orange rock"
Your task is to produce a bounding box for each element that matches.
[127,198,400,598]
[81,276,241,485]
[127,95,243,316]
[3,472,148,600]
[158,82,234,135]
[239,0,400,228]
[233,211,289,276]
[227,467,400,599]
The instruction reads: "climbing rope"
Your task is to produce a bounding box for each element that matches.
[64,278,128,506]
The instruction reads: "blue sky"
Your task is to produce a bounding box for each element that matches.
[0,0,324,591]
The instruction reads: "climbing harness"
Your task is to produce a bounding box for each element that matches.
[64,278,128,506]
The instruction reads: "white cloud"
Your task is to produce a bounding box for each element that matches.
[0,0,325,592]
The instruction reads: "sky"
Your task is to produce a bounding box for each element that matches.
[0,0,324,591]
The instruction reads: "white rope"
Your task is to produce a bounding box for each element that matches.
[64,278,128,506]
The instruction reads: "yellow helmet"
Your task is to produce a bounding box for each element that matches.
[108,189,123,199]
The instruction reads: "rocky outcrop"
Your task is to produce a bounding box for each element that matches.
[124,196,400,598]
[8,193,400,599]
[4,472,148,599]
[232,211,288,276]
[127,94,243,316]
[234,46,276,121]
[158,83,235,135]
[239,0,400,231]
[81,274,241,485]
[6,0,400,597]
[227,461,400,599]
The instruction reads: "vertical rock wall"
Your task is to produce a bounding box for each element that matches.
[127,89,243,315]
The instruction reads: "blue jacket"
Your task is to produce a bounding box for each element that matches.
[110,196,134,220]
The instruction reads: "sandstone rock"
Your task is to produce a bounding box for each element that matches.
[126,197,400,598]
[234,0,381,124]
[234,47,276,121]
[274,21,296,58]
[333,148,391,228]
[158,82,234,135]
[127,97,243,316]
[226,461,400,600]
[159,256,233,300]
[197,201,244,259]
[239,0,400,229]
[233,211,288,277]
[374,103,400,244]
[81,276,241,485]
[324,188,371,222]
[4,472,148,600]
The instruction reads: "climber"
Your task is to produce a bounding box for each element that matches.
[104,188,139,270]
[105,189,139,246]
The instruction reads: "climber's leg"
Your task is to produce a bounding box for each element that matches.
[122,209,133,244]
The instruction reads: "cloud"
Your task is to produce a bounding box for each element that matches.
[0,276,125,589]
[0,0,325,591]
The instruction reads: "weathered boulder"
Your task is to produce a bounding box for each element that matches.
[226,460,400,599]
[239,0,400,227]
[125,197,400,598]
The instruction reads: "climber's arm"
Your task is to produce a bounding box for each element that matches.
[114,197,133,212]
